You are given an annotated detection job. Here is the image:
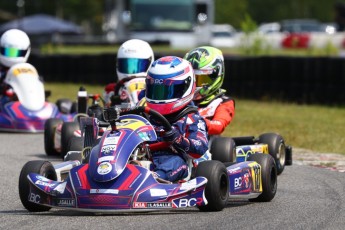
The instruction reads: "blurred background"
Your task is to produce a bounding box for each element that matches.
[1,0,345,51]
[1,0,345,105]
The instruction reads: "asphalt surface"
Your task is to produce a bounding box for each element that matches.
[1,133,344,230]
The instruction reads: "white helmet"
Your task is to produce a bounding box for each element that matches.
[116,39,154,81]
[0,29,31,68]
[145,56,196,115]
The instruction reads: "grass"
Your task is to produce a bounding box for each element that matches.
[45,82,345,155]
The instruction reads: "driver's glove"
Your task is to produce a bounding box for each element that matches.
[163,127,190,153]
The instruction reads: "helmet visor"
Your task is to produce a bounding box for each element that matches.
[146,77,191,100]
[117,58,151,74]
[195,74,213,87]
[0,47,28,57]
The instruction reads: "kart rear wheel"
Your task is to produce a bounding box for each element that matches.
[259,133,286,175]
[18,160,57,212]
[60,121,80,159]
[210,137,236,163]
[44,118,63,156]
[195,160,229,212]
[248,154,277,202]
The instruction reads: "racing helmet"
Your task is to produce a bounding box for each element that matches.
[116,39,154,81]
[184,46,224,101]
[0,29,31,68]
[145,56,195,115]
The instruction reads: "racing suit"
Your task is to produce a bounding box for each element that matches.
[0,65,12,105]
[196,89,235,136]
[150,106,208,182]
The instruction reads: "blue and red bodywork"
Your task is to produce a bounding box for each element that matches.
[24,114,265,212]
[0,101,74,132]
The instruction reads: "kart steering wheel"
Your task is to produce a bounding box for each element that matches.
[121,106,173,151]
[120,106,172,132]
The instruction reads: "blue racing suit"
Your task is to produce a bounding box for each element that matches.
[151,108,208,182]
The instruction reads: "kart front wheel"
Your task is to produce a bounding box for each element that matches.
[248,154,277,202]
[259,133,286,175]
[210,137,236,163]
[44,118,63,156]
[18,160,57,212]
[195,160,229,212]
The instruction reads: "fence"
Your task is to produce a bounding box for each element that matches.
[29,54,345,105]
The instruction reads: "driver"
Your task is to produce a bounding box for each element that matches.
[184,46,235,136]
[144,56,208,182]
[0,29,31,104]
[103,39,154,107]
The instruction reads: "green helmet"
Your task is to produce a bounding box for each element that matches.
[184,46,224,103]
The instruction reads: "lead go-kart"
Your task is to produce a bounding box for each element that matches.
[19,106,277,213]
[0,63,75,132]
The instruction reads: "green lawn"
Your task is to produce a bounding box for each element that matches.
[45,82,345,155]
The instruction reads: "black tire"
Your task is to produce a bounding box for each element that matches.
[195,161,229,212]
[247,154,277,202]
[60,121,80,159]
[66,136,83,155]
[44,118,63,156]
[18,160,57,212]
[56,98,75,114]
[210,137,236,163]
[259,133,286,175]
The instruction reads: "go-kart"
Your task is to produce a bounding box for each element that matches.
[44,87,104,158]
[45,76,146,159]
[0,63,74,133]
[209,134,292,175]
[19,106,277,213]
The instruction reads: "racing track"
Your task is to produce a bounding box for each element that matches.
[0,133,344,230]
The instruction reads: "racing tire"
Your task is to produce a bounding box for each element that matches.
[18,160,57,212]
[248,154,277,202]
[60,121,80,159]
[44,118,63,156]
[259,133,286,175]
[66,136,84,159]
[195,160,229,212]
[210,137,236,163]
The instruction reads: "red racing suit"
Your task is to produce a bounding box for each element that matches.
[196,92,235,136]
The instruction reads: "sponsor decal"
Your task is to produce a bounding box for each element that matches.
[28,193,40,203]
[234,176,243,189]
[98,156,115,163]
[180,179,197,190]
[103,136,119,145]
[173,198,202,208]
[35,180,55,188]
[133,202,146,208]
[13,67,36,76]
[90,189,119,194]
[132,202,171,209]
[35,175,50,181]
[101,145,116,154]
[228,167,241,174]
[149,189,167,197]
[55,198,75,207]
[147,202,171,208]
[97,162,112,175]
